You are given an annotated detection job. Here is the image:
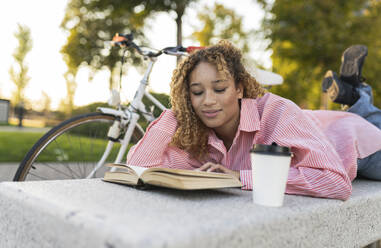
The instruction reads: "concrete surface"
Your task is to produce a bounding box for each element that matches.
[1,178,381,248]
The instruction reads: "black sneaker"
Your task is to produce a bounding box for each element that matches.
[339,45,368,86]
[323,70,359,105]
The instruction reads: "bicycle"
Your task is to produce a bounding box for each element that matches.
[13,33,201,181]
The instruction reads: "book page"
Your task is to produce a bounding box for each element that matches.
[145,167,234,179]
[107,163,233,179]
[127,165,148,177]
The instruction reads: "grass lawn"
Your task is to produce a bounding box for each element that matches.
[0,131,128,163]
[0,131,44,162]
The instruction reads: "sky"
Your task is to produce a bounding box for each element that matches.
[0,0,271,110]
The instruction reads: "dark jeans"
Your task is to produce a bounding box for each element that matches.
[348,84,381,180]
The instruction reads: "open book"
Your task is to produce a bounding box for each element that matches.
[103,163,242,190]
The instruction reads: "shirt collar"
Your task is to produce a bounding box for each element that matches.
[238,98,261,132]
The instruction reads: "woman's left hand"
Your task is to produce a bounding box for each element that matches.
[196,162,240,180]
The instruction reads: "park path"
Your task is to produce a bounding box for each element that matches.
[0,126,50,133]
[0,163,18,182]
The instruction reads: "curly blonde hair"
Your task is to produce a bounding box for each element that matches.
[169,40,266,161]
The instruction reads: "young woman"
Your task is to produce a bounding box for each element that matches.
[127,41,381,201]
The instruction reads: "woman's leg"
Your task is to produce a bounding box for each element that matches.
[357,152,381,180]
[323,45,381,179]
[347,83,381,129]
[348,84,381,179]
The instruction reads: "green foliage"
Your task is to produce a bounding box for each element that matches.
[61,0,198,89]
[192,3,251,54]
[9,24,33,105]
[261,0,381,109]
[61,0,145,75]
[71,101,110,116]
[53,101,109,120]
[135,91,170,130]
[142,91,171,118]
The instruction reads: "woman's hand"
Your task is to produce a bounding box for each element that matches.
[196,162,240,180]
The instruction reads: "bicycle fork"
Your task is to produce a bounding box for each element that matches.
[86,110,140,178]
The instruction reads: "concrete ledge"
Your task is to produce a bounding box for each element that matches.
[1,178,381,248]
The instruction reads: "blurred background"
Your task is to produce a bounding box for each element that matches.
[1,0,381,165]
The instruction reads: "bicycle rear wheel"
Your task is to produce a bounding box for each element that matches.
[14,112,143,181]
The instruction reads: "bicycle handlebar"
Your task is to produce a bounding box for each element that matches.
[111,33,204,58]
[186,46,205,53]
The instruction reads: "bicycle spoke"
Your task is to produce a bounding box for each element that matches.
[53,137,78,178]
[78,132,89,177]
[28,172,49,180]
[87,127,98,177]
[91,124,104,177]
[74,134,84,177]
[39,162,79,179]
[89,128,96,176]
[63,131,78,176]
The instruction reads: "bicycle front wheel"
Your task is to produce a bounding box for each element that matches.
[14,112,142,181]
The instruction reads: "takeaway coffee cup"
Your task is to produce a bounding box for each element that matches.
[250,143,292,207]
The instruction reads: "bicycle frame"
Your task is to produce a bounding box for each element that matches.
[86,56,166,178]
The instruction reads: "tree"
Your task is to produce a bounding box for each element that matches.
[41,91,52,115]
[259,0,381,109]
[60,0,199,90]
[192,3,251,54]
[9,24,33,106]
[62,71,77,116]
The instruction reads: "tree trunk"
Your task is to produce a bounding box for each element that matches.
[175,3,185,64]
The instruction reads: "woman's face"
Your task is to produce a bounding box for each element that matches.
[189,61,243,135]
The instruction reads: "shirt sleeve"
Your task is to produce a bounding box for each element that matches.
[127,109,201,170]
[240,97,352,200]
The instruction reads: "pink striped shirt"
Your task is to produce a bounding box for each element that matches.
[127,93,381,200]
